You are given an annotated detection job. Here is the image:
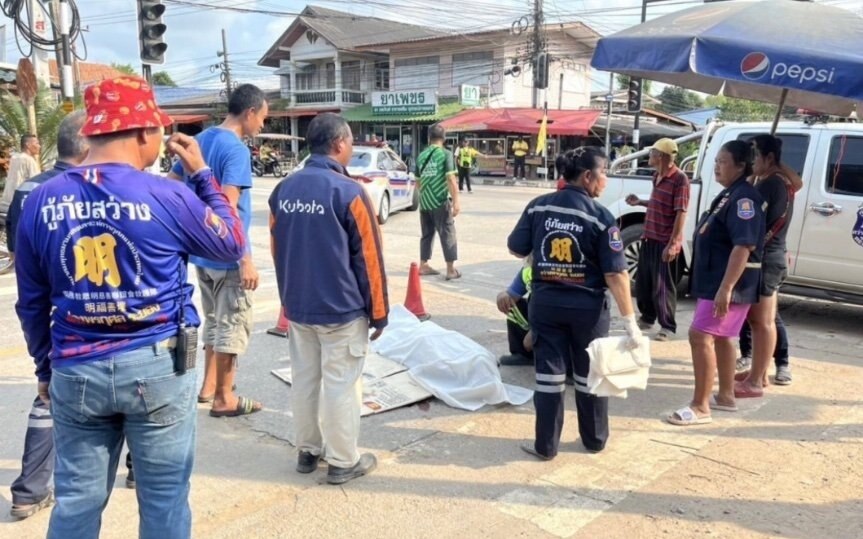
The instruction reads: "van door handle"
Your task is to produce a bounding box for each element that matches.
[809,202,843,216]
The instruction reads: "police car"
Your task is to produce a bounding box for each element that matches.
[294,142,418,224]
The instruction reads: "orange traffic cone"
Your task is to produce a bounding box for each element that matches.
[267,307,290,337]
[405,262,431,321]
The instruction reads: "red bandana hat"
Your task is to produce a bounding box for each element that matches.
[80,76,173,136]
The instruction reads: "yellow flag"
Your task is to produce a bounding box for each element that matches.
[537,113,548,157]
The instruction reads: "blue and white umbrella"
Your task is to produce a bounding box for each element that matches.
[590,0,863,118]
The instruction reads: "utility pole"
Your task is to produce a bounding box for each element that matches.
[51,0,75,110]
[531,0,544,109]
[0,25,6,63]
[28,0,50,88]
[632,0,648,149]
[216,28,233,99]
[604,73,614,157]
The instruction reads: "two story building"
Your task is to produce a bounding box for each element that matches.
[258,5,604,167]
[258,5,445,156]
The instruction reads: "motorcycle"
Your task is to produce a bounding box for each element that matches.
[252,154,283,177]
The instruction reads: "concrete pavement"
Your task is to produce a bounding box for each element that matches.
[0,181,861,538]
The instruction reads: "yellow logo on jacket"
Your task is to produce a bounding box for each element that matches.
[73,233,122,287]
[549,237,573,263]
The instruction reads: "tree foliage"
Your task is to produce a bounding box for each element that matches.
[0,84,69,170]
[152,71,177,87]
[705,96,780,122]
[111,62,138,76]
[615,75,653,96]
[655,86,704,114]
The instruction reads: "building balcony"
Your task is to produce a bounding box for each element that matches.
[280,88,368,107]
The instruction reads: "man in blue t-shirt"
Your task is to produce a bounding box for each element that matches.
[169,84,268,416]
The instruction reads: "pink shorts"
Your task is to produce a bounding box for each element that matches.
[690,299,751,338]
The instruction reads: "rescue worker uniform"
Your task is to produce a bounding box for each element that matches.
[690,176,765,326]
[508,184,628,457]
[455,145,479,193]
[504,266,532,361]
[512,139,529,180]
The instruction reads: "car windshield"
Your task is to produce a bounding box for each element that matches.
[350,152,372,167]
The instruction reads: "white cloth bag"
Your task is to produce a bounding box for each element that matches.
[586,336,651,398]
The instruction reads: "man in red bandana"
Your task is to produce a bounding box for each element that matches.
[15,77,245,538]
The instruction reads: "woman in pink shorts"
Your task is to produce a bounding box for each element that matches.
[667,140,766,426]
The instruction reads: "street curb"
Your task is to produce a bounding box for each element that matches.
[476,176,555,189]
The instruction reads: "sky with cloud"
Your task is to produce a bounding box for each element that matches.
[0,0,859,91]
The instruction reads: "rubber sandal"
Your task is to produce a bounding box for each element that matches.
[445,270,462,281]
[419,267,440,276]
[666,406,712,426]
[709,394,738,412]
[734,370,750,382]
[654,330,671,342]
[198,384,237,404]
[209,396,262,417]
[734,381,764,399]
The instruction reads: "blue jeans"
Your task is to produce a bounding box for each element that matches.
[48,343,196,539]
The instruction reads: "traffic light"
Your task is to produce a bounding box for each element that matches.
[137,0,167,65]
[627,77,642,113]
[534,52,549,90]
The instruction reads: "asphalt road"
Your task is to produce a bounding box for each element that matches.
[1,180,861,538]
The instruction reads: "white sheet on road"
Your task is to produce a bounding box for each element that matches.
[372,305,533,411]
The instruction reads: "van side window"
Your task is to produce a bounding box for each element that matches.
[738,133,810,177]
[826,136,863,196]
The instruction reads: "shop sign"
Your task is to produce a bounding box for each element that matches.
[460,84,481,106]
[372,89,437,115]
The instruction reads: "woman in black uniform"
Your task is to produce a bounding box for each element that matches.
[508,147,642,459]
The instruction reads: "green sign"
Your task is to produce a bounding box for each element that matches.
[371,89,437,115]
[460,84,481,106]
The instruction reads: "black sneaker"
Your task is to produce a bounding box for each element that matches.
[125,468,136,489]
[296,451,321,474]
[326,453,377,485]
[499,353,533,366]
[520,443,553,461]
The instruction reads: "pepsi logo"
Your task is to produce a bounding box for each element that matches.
[741,52,770,80]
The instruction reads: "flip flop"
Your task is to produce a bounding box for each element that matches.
[666,406,712,426]
[445,270,462,281]
[709,394,738,412]
[418,267,440,276]
[198,384,237,404]
[734,381,764,399]
[735,370,769,386]
[209,396,262,417]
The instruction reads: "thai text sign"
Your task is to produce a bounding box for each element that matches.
[372,89,437,115]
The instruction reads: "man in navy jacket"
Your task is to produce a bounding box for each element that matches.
[269,113,388,485]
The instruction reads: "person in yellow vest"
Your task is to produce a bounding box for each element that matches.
[455,138,485,194]
[512,135,529,180]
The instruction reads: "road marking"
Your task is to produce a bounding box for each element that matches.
[0,346,27,359]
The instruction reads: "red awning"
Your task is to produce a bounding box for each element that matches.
[438,108,601,136]
[268,108,340,118]
[170,114,209,125]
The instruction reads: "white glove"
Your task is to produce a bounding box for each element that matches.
[621,314,643,350]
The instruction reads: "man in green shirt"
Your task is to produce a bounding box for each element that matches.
[416,125,461,280]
